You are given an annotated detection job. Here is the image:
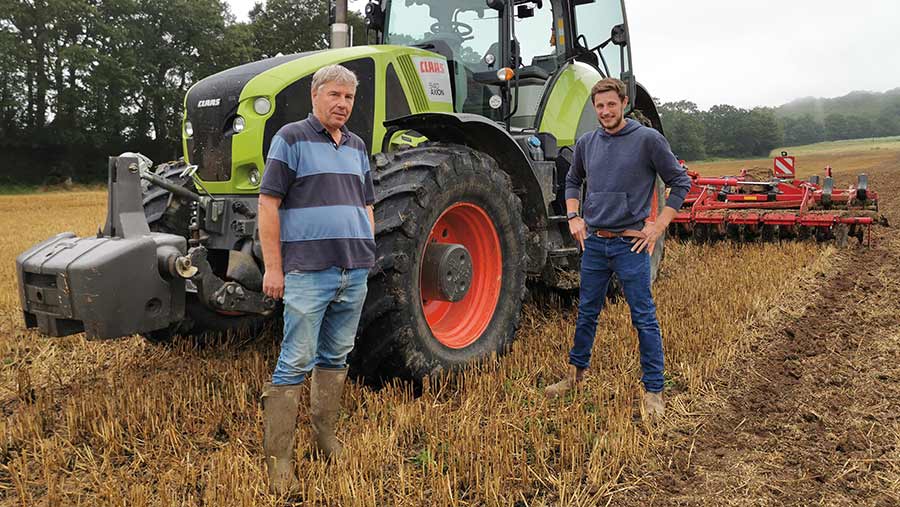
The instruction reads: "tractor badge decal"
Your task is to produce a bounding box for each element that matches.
[411,56,453,104]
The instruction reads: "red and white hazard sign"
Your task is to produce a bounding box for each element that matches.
[773,155,795,177]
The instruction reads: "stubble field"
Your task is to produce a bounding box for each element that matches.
[0,140,898,506]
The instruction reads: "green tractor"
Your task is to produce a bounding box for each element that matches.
[16,0,667,379]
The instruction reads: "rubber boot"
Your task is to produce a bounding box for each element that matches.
[261,383,301,496]
[310,366,348,459]
[642,390,666,421]
[544,365,586,399]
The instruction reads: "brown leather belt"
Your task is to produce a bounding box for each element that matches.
[594,229,646,239]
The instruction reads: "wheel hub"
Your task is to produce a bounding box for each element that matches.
[419,202,502,349]
[421,243,472,302]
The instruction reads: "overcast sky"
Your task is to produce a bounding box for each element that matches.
[226,0,900,109]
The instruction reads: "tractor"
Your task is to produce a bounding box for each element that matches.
[16,0,669,379]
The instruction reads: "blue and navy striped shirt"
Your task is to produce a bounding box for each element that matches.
[260,114,375,272]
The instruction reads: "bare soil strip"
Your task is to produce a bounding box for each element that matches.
[614,159,900,506]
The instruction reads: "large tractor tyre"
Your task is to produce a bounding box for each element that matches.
[606,176,667,300]
[140,160,271,344]
[352,144,528,381]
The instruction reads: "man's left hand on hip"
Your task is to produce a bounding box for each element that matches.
[631,223,664,255]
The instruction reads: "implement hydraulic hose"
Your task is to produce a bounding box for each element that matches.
[140,171,203,204]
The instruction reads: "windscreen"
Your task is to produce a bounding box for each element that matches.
[384,0,500,67]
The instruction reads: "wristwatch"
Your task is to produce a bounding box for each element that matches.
[566,211,579,221]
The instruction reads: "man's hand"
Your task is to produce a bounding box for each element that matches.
[262,270,285,300]
[631,222,663,255]
[569,216,588,251]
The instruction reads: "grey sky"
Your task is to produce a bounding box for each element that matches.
[226,0,900,109]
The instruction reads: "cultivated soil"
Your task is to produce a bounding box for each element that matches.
[614,154,900,506]
[1,147,897,505]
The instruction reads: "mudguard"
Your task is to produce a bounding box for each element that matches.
[383,112,550,231]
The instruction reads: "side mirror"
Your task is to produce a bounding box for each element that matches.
[364,1,385,30]
[611,23,627,46]
[516,5,534,18]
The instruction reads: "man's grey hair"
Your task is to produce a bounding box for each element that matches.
[311,64,358,93]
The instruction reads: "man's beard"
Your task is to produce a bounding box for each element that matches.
[601,115,624,130]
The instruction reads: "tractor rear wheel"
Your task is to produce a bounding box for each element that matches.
[352,144,528,380]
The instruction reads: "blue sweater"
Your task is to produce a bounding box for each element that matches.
[565,119,692,232]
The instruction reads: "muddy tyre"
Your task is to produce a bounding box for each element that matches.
[352,144,528,380]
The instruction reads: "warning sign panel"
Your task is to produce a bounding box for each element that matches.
[773,155,795,177]
[411,56,453,105]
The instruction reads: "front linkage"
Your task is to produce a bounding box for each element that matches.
[16,155,276,340]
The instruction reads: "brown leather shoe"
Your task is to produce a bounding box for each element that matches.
[642,390,665,421]
[261,382,301,496]
[544,365,586,399]
[310,366,348,458]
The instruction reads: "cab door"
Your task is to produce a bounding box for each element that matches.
[536,0,635,146]
[570,0,635,102]
[507,0,563,128]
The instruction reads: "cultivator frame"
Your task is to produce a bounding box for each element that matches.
[669,154,880,246]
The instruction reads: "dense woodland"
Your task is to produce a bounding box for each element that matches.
[1,0,897,185]
[0,0,366,185]
[659,89,900,161]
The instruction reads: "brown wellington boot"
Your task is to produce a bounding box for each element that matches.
[310,366,348,459]
[261,383,301,496]
[642,390,666,421]
[544,365,586,399]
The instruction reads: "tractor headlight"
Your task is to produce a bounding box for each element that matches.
[184,121,194,138]
[233,116,245,133]
[253,97,271,115]
[248,168,261,186]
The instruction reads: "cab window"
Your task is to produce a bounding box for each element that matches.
[574,0,630,79]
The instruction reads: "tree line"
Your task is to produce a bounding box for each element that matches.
[2,0,896,184]
[659,94,900,161]
[0,0,366,185]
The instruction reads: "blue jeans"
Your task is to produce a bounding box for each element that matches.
[569,235,665,393]
[271,267,369,386]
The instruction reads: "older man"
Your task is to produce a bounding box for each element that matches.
[545,78,691,421]
[257,64,375,494]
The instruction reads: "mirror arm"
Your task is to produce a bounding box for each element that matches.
[501,73,520,125]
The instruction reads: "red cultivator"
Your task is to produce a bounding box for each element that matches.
[670,152,881,246]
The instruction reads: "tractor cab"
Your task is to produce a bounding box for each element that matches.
[369,0,636,132]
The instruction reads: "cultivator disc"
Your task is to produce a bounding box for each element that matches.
[672,153,881,246]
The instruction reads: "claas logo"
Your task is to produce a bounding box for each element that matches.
[419,60,446,74]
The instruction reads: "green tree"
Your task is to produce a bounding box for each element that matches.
[782,114,824,146]
[824,113,851,141]
[250,0,330,58]
[743,107,782,157]
[876,102,900,137]
[703,104,745,157]
[658,100,705,160]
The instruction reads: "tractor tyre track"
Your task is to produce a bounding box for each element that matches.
[616,159,900,506]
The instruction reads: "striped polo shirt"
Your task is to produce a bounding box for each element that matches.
[260,113,375,272]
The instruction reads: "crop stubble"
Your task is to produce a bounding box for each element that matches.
[0,149,894,506]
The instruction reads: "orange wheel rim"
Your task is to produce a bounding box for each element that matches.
[420,203,501,349]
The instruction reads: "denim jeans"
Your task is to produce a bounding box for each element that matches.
[271,267,369,386]
[569,235,665,393]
